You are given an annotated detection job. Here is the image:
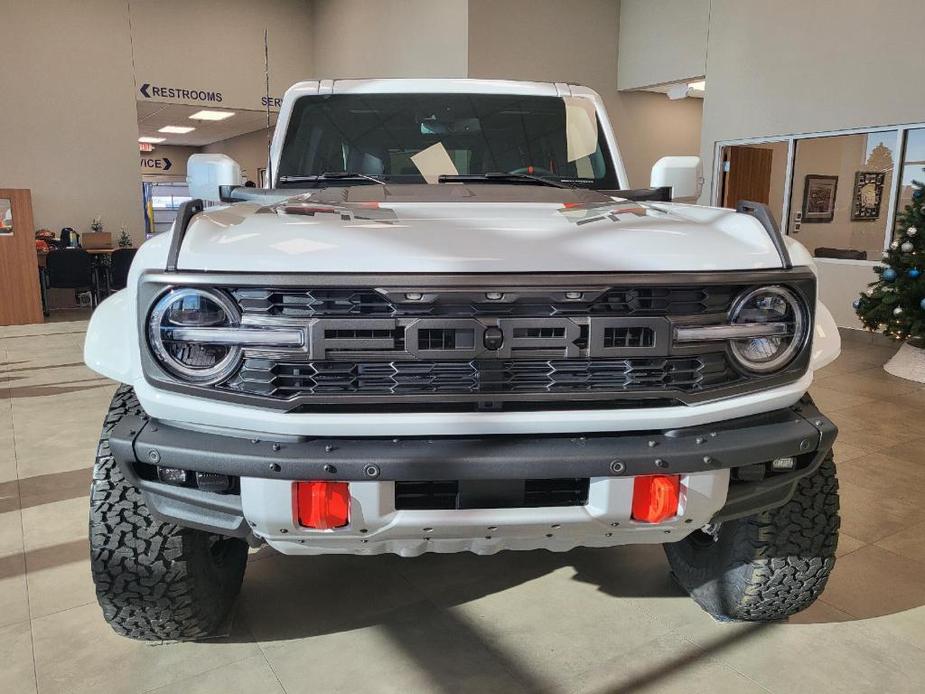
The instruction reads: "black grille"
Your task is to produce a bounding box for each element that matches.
[394,481,459,510]
[214,281,785,405]
[603,326,654,348]
[232,286,738,318]
[418,328,474,350]
[225,354,736,398]
[325,328,394,340]
[394,478,590,510]
[524,478,590,507]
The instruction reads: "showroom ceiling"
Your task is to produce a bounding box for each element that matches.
[136,102,278,146]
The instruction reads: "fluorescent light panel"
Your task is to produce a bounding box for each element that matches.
[159,125,196,134]
[189,109,236,121]
[138,136,166,143]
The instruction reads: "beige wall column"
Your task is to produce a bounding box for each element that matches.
[312,0,469,78]
[0,0,144,243]
[618,0,709,90]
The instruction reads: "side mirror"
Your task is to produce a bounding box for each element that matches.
[650,156,703,202]
[186,154,242,203]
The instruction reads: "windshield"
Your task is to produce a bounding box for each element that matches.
[276,93,620,189]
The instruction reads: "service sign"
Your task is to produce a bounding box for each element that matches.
[140,156,173,173]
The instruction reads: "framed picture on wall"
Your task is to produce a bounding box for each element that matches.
[802,175,838,223]
[851,171,885,221]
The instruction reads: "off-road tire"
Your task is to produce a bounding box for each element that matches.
[89,385,248,640]
[664,453,839,621]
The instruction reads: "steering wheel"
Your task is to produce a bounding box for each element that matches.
[510,166,556,177]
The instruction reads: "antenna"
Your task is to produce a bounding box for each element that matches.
[264,27,273,188]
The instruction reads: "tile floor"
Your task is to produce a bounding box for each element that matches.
[2,321,925,693]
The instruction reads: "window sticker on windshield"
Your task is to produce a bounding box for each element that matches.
[564,97,598,163]
[411,142,459,184]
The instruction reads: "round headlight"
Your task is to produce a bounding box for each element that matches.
[729,286,806,373]
[147,288,241,383]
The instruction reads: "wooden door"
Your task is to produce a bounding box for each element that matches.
[722,146,774,208]
[0,189,44,326]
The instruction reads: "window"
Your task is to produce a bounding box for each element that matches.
[716,123,925,259]
[896,128,925,235]
[278,93,620,189]
[146,182,191,235]
[151,194,191,210]
[787,132,897,260]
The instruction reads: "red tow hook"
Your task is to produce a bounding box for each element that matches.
[631,475,681,524]
[293,481,350,529]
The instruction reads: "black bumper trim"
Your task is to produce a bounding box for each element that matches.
[115,456,252,539]
[109,399,836,484]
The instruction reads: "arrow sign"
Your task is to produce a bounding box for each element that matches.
[139,83,151,98]
[162,157,172,171]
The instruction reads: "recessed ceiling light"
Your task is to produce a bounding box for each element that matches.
[189,109,236,121]
[138,136,166,143]
[158,125,196,134]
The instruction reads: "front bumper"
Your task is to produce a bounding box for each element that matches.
[108,397,836,554]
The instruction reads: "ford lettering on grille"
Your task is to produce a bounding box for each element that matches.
[243,316,670,361]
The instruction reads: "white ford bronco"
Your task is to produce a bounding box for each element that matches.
[85,79,841,640]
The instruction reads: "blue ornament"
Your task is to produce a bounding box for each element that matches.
[914,189,924,201]
[909,268,921,278]
[852,298,861,309]
[883,268,898,281]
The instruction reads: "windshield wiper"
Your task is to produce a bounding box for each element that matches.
[278,172,385,187]
[438,172,570,188]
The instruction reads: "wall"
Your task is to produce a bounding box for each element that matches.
[129,0,314,111]
[203,129,272,183]
[0,0,144,242]
[616,93,704,188]
[311,0,469,78]
[617,0,709,90]
[700,0,925,202]
[467,0,703,188]
[698,0,925,328]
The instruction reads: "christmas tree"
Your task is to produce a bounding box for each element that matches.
[854,180,925,345]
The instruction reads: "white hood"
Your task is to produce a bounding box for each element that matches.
[176,184,784,273]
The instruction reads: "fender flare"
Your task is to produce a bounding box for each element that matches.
[83,291,138,384]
